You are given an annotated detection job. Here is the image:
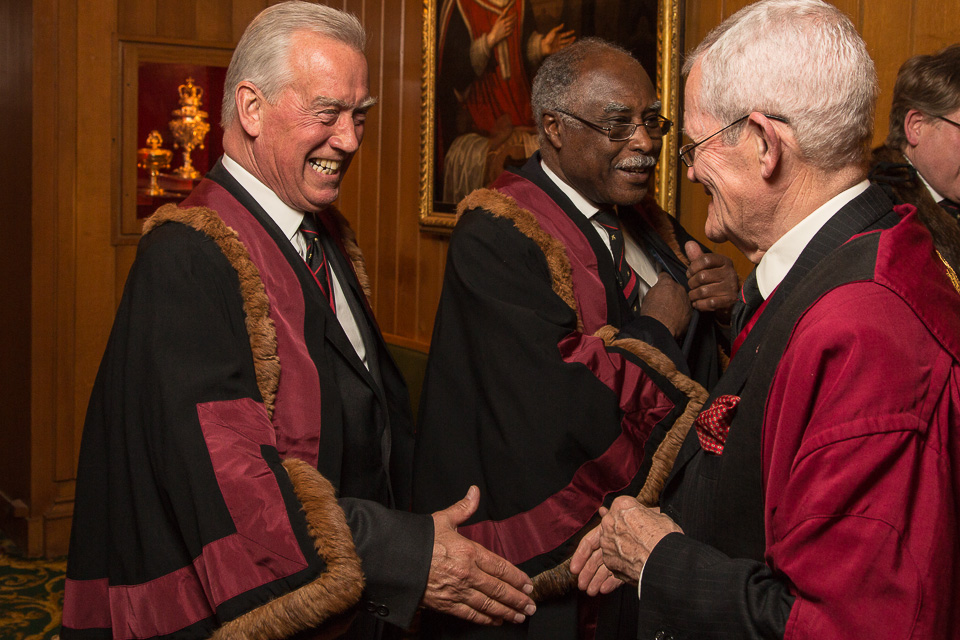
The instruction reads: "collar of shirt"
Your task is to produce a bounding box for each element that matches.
[221,154,306,254]
[756,180,870,299]
[540,158,602,218]
[539,159,661,293]
[903,154,945,202]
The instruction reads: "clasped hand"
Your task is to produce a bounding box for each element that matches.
[570,497,683,592]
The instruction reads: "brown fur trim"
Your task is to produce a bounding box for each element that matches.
[326,207,373,302]
[870,145,960,272]
[458,189,583,331]
[143,205,281,418]
[529,325,708,602]
[211,459,365,640]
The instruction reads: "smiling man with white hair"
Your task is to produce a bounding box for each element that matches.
[571,1,960,638]
[61,2,537,638]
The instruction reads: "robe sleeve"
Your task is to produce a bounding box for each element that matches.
[413,209,703,575]
[62,223,365,639]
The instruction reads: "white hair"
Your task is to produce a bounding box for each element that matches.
[221,1,366,127]
[684,0,877,170]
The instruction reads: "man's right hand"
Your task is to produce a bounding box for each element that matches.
[423,486,537,625]
[640,272,693,339]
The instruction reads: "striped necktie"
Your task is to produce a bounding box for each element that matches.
[299,212,336,312]
[594,207,640,314]
[730,269,762,337]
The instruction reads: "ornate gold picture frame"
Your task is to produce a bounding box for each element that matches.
[419,0,684,233]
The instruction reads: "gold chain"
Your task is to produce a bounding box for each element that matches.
[937,250,960,295]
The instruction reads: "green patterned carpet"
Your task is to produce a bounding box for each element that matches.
[0,532,64,640]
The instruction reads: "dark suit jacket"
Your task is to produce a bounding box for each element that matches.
[640,185,900,640]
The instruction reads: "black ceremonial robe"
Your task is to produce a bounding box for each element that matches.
[412,155,724,639]
[61,161,432,639]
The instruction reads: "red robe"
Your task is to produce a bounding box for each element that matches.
[763,210,960,638]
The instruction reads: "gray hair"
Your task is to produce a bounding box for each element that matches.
[684,0,877,170]
[886,44,960,150]
[530,38,635,146]
[221,1,367,127]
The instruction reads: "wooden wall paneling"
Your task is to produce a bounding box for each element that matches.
[356,0,388,322]
[0,0,35,527]
[119,0,157,39]
[372,0,404,334]
[59,0,117,557]
[862,1,911,147]
[914,0,960,52]
[231,0,268,42]
[195,0,234,43]
[156,0,198,40]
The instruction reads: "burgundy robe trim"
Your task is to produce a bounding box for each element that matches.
[491,171,611,332]
[459,333,674,564]
[62,398,311,637]
[176,181,324,466]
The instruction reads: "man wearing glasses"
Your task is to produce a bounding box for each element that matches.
[413,38,737,639]
[871,44,960,271]
[574,1,960,638]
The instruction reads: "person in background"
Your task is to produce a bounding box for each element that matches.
[870,43,960,270]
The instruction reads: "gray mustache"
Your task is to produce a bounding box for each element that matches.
[615,155,658,171]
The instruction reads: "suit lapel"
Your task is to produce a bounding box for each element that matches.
[206,161,383,394]
[514,155,626,325]
[669,184,897,476]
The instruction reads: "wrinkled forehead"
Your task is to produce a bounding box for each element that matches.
[574,57,660,115]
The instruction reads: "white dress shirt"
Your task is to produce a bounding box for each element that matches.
[540,160,661,298]
[221,154,369,369]
[755,180,870,299]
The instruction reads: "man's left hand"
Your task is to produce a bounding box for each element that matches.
[599,497,683,584]
[685,240,738,319]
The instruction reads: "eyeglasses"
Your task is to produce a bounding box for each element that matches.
[679,113,790,167]
[555,109,673,141]
[938,115,960,130]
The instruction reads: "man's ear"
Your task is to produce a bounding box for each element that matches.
[542,112,563,151]
[903,109,925,147]
[235,82,264,138]
[748,112,783,180]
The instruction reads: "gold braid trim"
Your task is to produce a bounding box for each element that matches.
[937,250,960,295]
[458,189,583,331]
[212,459,365,640]
[143,205,281,419]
